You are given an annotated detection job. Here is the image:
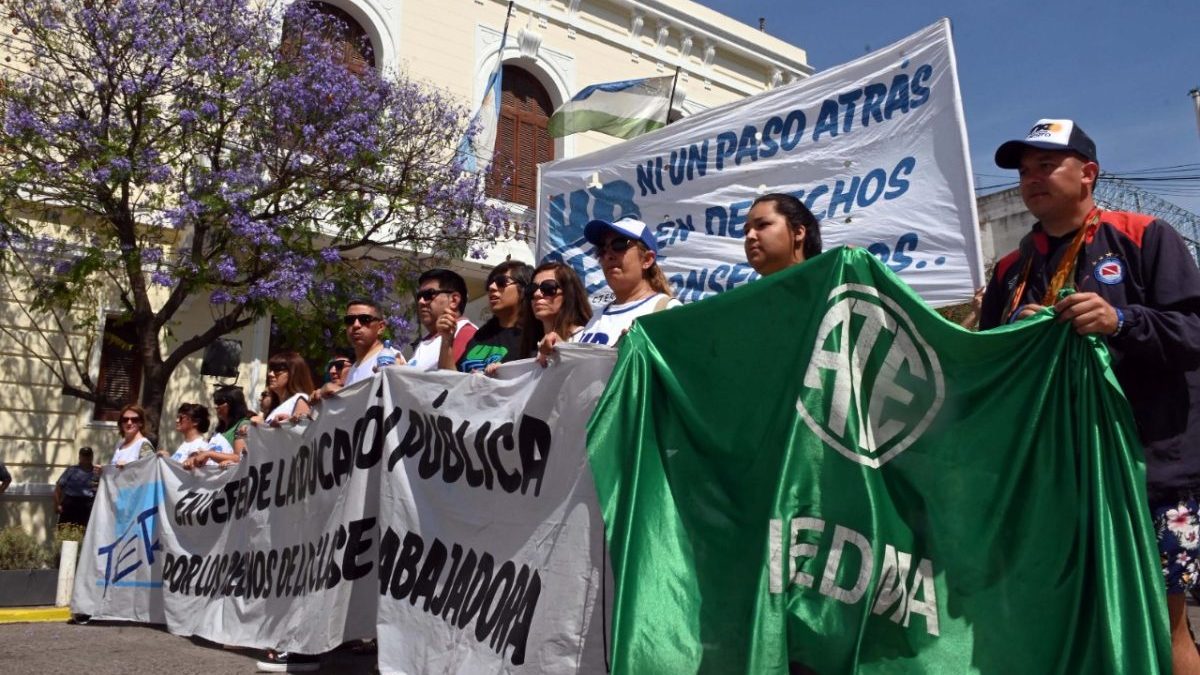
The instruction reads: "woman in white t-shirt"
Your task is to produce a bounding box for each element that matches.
[170,403,210,463]
[566,216,680,351]
[264,351,314,425]
[110,404,155,468]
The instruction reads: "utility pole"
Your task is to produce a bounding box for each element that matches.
[1191,88,1200,140]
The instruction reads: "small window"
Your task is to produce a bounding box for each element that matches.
[487,66,556,209]
[93,315,141,422]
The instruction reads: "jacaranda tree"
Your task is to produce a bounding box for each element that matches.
[0,0,506,436]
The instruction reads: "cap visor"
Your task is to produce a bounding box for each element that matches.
[995,140,1076,169]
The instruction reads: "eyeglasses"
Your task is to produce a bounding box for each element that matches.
[330,359,351,370]
[342,313,380,327]
[414,288,453,303]
[267,363,289,373]
[119,416,141,425]
[487,276,523,290]
[528,280,563,298]
[595,238,637,256]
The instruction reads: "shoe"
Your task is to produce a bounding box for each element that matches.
[255,650,319,672]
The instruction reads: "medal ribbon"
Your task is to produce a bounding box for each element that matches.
[1006,208,1103,319]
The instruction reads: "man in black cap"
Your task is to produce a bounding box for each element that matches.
[980,119,1200,673]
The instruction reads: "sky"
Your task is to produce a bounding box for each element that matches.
[699,0,1200,214]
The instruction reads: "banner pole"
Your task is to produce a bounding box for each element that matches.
[665,65,682,126]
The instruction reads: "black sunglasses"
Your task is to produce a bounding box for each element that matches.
[414,288,453,303]
[528,280,563,298]
[268,363,289,373]
[487,276,524,290]
[595,238,637,256]
[330,359,352,369]
[342,313,380,327]
[119,416,141,424]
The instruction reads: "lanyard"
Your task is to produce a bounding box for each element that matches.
[1006,208,1103,319]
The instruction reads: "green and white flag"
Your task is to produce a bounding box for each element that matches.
[588,247,1170,673]
[547,76,673,139]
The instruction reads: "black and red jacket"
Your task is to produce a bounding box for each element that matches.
[980,210,1200,500]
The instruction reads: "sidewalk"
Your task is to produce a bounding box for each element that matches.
[0,606,69,624]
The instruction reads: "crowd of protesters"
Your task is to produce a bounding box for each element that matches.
[52,118,1200,674]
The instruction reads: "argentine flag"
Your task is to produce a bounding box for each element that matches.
[548,75,674,140]
[456,65,503,173]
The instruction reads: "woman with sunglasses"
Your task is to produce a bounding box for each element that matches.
[573,216,679,348]
[441,261,532,373]
[511,262,592,371]
[170,403,211,463]
[111,404,155,468]
[264,351,315,425]
[185,386,251,468]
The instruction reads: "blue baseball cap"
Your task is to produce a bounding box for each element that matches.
[583,216,657,254]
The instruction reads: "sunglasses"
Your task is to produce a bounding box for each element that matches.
[414,288,453,303]
[268,363,289,373]
[120,416,141,424]
[342,313,380,327]
[330,359,351,370]
[487,276,523,290]
[595,237,638,256]
[528,280,563,298]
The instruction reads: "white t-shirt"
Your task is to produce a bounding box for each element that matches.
[170,438,207,463]
[273,392,309,419]
[408,318,476,372]
[345,343,383,388]
[111,437,153,465]
[578,293,681,347]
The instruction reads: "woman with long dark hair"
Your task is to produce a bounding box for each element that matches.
[523,261,592,359]
[264,351,315,425]
[743,192,822,277]
[185,385,251,468]
[442,260,532,373]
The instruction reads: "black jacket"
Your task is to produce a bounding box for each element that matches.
[980,210,1200,499]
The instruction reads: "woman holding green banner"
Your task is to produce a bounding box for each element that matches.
[743,192,823,276]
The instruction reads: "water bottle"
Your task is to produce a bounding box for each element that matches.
[375,339,397,369]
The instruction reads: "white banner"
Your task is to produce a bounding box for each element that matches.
[72,347,616,674]
[537,19,982,307]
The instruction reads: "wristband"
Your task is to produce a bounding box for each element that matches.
[1112,307,1125,336]
[1007,304,1030,324]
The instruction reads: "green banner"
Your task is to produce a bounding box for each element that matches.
[587,247,1170,674]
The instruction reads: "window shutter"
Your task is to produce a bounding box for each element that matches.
[486,66,556,209]
[93,316,142,422]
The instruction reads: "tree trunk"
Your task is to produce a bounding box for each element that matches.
[139,371,168,449]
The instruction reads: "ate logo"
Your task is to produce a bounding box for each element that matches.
[796,284,944,468]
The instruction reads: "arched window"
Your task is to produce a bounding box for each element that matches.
[487,66,555,209]
[287,1,376,74]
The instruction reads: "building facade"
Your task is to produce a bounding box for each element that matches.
[0,0,810,538]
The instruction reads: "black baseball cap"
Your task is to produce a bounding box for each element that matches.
[995,119,1098,169]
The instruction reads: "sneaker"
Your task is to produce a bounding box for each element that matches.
[255,650,319,672]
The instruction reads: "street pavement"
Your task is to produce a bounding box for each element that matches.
[0,620,376,674]
[2,604,1200,673]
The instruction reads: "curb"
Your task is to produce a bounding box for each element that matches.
[0,606,71,624]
